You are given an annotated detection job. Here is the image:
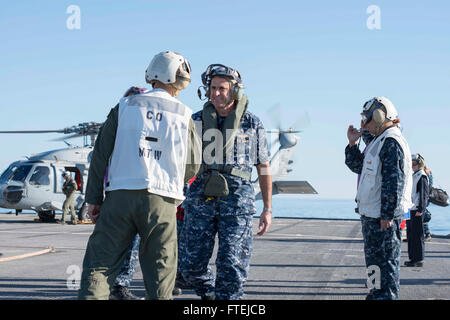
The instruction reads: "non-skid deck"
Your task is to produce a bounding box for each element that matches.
[0,213,449,300]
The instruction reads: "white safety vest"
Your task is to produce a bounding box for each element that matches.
[106,89,192,201]
[356,126,413,218]
[411,169,428,211]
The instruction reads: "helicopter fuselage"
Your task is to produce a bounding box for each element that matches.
[0,147,92,214]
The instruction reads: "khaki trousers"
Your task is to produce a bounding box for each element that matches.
[78,190,177,300]
[62,191,77,223]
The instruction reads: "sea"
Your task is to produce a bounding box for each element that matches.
[256,197,450,236]
[1,198,448,236]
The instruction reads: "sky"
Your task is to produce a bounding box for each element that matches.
[0,0,449,199]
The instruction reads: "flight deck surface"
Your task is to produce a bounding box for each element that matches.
[0,213,449,300]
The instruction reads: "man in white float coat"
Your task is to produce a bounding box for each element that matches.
[345,97,413,300]
[78,51,201,300]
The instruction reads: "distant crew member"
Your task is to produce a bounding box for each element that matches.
[181,64,272,300]
[345,97,413,300]
[61,171,78,225]
[78,51,201,300]
[405,153,430,267]
[423,166,433,241]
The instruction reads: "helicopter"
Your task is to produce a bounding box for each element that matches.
[0,122,101,222]
[0,111,317,222]
[254,125,317,200]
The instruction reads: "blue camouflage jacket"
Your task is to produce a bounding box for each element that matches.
[183,110,269,216]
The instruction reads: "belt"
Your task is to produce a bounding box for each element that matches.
[198,164,251,181]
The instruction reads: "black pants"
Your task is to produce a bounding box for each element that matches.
[406,210,425,262]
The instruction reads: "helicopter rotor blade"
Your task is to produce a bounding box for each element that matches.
[0,129,66,134]
[0,122,103,147]
[284,130,302,134]
[266,103,310,134]
[267,103,282,133]
[291,111,311,131]
[50,133,84,142]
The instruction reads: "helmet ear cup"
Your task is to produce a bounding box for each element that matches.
[372,108,386,126]
[234,85,244,101]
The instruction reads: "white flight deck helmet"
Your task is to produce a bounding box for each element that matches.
[412,153,426,169]
[361,96,398,125]
[145,51,191,88]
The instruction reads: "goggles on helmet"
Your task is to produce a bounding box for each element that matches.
[180,58,191,75]
[361,98,384,124]
[412,153,424,165]
[201,64,242,86]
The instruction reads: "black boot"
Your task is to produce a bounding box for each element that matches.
[172,286,182,296]
[404,260,424,267]
[201,293,215,300]
[175,273,192,290]
[109,285,143,300]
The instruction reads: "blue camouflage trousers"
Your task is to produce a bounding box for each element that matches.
[114,234,140,287]
[181,208,253,300]
[177,218,186,272]
[361,216,403,300]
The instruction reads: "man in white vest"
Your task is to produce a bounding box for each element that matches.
[78,51,201,300]
[345,97,412,300]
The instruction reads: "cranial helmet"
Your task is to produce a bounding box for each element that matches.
[201,64,242,87]
[412,153,426,168]
[361,96,398,126]
[62,171,70,178]
[198,64,244,101]
[145,51,191,86]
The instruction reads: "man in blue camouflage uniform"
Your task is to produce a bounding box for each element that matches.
[181,64,272,300]
[345,97,412,300]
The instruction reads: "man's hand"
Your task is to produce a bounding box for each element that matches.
[347,125,362,146]
[415,212,423,217]
[380,219,393,230]
[88,204,101,224]
[257,210,272,236]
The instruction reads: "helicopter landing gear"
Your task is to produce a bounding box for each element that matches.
[38,210,56,223]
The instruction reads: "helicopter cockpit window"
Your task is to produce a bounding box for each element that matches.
[29,166,50,186]
[10,165,32,183]
[0,164,19,183]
